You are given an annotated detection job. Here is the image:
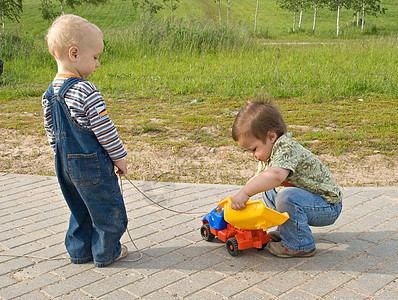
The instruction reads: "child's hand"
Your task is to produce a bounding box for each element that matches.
[231,190,250,210]
[114,159,127,177]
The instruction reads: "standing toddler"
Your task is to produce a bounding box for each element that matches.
[42,14,128,267]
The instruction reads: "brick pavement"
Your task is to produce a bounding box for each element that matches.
[0,172,397,299]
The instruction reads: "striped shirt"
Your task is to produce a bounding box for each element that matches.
[42,75,127,161]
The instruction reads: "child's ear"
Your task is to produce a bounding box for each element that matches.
[268,131,278,144]
[68,46,79,61]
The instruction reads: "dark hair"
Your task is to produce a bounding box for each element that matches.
[232,97,286,143]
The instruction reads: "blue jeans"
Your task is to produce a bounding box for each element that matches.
[263,187,342,251]
[45,77,128,267]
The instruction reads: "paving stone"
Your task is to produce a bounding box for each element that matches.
[382,217,398,230]
[300,270,353,297]
[185,289,226,300]
[150,214,194,231]
[257,270,312,296]
[142,290,181,299]
[324,288,366,299]
[0,272,59,299]
[252,255,303,276]
[334,253,382,276]
[357,225,396,243]
[209,270,266,297]
[144,237,191,258]
[146,225,192,243]
[372,288,398,299]
[53,262,95,279]
[0,228,24,242]
[1,175,397,300]
[210,251,268,276]
[1,229,52,249]
[231,288,273,299]
[365,239,398,259]
[123,270,184,297]
[13,290,51,300]
[12,259,69,280]
[165,270,225,298]
[99,289,139,299]
[0,274,17,289]
[133,252,187,276]
[175,250,227,275]
[82,270,143,298]
[279,290,318,300]
[346,214,386,232]
[345,271,396,296]
[0,257,35,276]
[56,290,93,299]
[375,255,398,274]
[42,270,104,298]
[294,253,346,276]
[331,238,374,259]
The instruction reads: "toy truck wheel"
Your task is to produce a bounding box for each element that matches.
[226,237,242,256]
[201,224,215,241]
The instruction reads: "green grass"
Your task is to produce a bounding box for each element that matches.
[0,0,397,182]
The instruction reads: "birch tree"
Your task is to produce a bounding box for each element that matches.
[277,0,300,32]
[298,0,313,29]
[40,0,108,21]
[163,0,179,23]
[131,0,165,20]
[311,0,326,32]
[351,0,386,32]
[214,0,222,26]
[327,0,346,36]
[254,0,259,32]
[0,0,23,75]
[227,0,232,27]
[1,0,22,34]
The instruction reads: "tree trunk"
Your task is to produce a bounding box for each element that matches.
[299,1,303,29]
[293,11,296,32]
[361,1,365,32]
[227,0,230,27]
[171,0,174,23]
[254,0,259,32]
[218,0,222,26]
[313,4,317,32]
[356,11,360,27]
[2,7,5,34]
[337,2,340,36]
[60,0,65,14]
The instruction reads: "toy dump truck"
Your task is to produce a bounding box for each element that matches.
[200,197,289,256]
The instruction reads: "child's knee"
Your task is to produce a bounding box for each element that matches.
[275,187,296,211]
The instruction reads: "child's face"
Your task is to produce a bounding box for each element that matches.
[74,31,104,79]
[238,133,276,162]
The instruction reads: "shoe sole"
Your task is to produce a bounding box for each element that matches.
[270,248,316,258]
[115,245,128,262]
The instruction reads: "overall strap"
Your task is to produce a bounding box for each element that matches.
[44,83,55,100]
[58,77,86,100]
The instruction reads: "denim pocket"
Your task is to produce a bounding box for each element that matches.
[68,153,100,186]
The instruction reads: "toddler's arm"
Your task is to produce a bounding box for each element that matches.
[114,159,127,177]
[231,167,290,210]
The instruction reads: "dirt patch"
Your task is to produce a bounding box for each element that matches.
[0,128,396,186]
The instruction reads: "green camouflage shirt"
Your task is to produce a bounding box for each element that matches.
[257,133,343,203]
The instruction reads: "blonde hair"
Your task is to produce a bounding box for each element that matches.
[46,14,102,58]
[232,96,286,143]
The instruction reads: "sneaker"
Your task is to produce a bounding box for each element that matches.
[114,245,128,262]
[269,230,281,242]
[268,241,316,258]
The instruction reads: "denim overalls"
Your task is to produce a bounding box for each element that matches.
[44,77,127,267]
